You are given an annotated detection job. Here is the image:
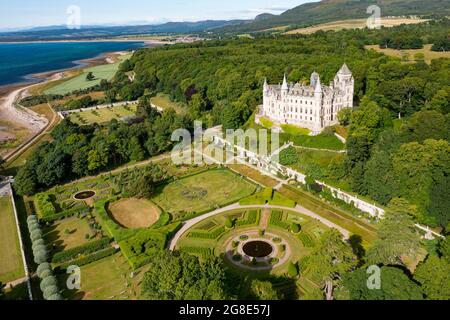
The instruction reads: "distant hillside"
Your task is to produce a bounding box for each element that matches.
[0,20,247,42]
[217,0,450,33]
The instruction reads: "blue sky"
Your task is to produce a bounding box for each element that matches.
[0,0,313,30]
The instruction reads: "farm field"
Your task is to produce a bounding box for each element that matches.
[44,53,132,95]
[109,198,161,229]
[68,104,137,125]
[0,196,24,283]
[43,217,96,252]
[365,44,450,64]
[286,18,429,35]
[152,169,257,219]
[58,253,143,300]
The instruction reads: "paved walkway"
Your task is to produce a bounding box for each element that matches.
[168,202,350,251]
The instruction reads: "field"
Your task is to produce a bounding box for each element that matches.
[109,198,161,229]
[286,18,429,35]
[0,196,24,283]
[365,44,450,64]
[68,104,137,125]
[58,253,143,300]
[150,93,185,114]
[152,169,257,219]
[43,217,95,252]
[44,54,132,95]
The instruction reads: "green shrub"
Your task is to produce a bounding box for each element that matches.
[30,229,43,241]
[269,210,291,230]
[43,285,59,300]
[34,249,49,264]
[47,293,63,300]
[40,269,53,279]
[291,223,301,233]
[40,276,58,291]
[27,215,38,224]
[240,235,249,241]
[288,261,299,277]
[236,210,260,227]
[152,211,170,228]
[37,263,51,278]
[35,193,57,217]
[225,217,234,229]
[259,229,265,236]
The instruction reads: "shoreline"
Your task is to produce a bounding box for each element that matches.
[0,39,169,45]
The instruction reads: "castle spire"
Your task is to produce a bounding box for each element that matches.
[314,76,322,94]
[281,74,289,91]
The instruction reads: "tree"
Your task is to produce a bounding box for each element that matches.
[249,280,280,300]
[343,266,423,300]
[14,166,37,196]
[337,108,352,126]
[87,149,107,173]
[427,174,450,228]
[425,89,449,114]
[86,72,95,81]
[308,229,357,299]
[414,254,450,300]
[279,147,298,166]
[287,261,299,277]
[367,198,421,266]
[141,251,228,300]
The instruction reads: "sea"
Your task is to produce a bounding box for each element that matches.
[0,41,146,87]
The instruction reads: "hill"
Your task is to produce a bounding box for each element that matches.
[217,0,450,33]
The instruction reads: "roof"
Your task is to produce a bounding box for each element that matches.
[338,63,352,75]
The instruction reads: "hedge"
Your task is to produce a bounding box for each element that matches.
[40,205,90,223]
[93,199,135,241]
[58,247,118,270]
[152,211,170,229]
[269,210,291,230]
[288,261,299,277]
[119,230,167,270]
[52,237,112,264]
[35,193,57,217]
[189,226,226,240]
[235,210,260,227]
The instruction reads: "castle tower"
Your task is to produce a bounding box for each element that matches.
[281,74,289,96]
[334,63,354,109]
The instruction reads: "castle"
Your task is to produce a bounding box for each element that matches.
[259,64,354,134]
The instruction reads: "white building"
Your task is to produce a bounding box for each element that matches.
[260,64,354,134]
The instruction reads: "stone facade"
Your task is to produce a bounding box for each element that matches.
[260,64,354,133]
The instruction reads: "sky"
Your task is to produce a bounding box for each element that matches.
[0,0,314,30]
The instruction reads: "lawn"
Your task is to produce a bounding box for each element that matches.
[281,124,311,136]
[152,169,257,219]
[68,104,137,125]
[259,117,274,129]
[288,148,345,177]
[58,253,143,300]
[291,133,345,150]
[150,93,185,114]
[44,54,132,95]
[0,196,24,283]
[43,217,95,252]
[365,44,450,65]
[109,198,161,229]
[228,164,280,188]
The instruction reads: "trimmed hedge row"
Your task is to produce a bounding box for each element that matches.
[189,226,226,240]
[269,210,291,230]
[52,237,112,264]
[235,210,260,227]
[58,247,118,270]
[35,193,56,217]
[152,211,170,229]
[298,232,315,248]
[40,205,90,223]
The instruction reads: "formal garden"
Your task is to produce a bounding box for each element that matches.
[175,206,332,298]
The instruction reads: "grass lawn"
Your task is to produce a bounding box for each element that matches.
[281,124,311,136]
[365,44,450,64]
[152,169,257,219]
[151,93,185,114]
[44,54,132,95]
[289,148,344,176]
[109,198,161,229]
[0,196,24,283]
[259,117,274,129]
[291,133,345,150]
[59,253,144,300]
[43,217,94,252]
[68,104,137,125]
[228,164,280,188]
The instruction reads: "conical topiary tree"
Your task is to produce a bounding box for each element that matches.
[43,285,59,300]
[32,239,45,248]
[40,275,58,292]
[37,263,51,278]
[34,249,48,264]
[27,215,38,224]
[30,230,43,242]
[32,243,47,253]
[47,293,63,300]
[39,269,53,279]
[28,223,40,232]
